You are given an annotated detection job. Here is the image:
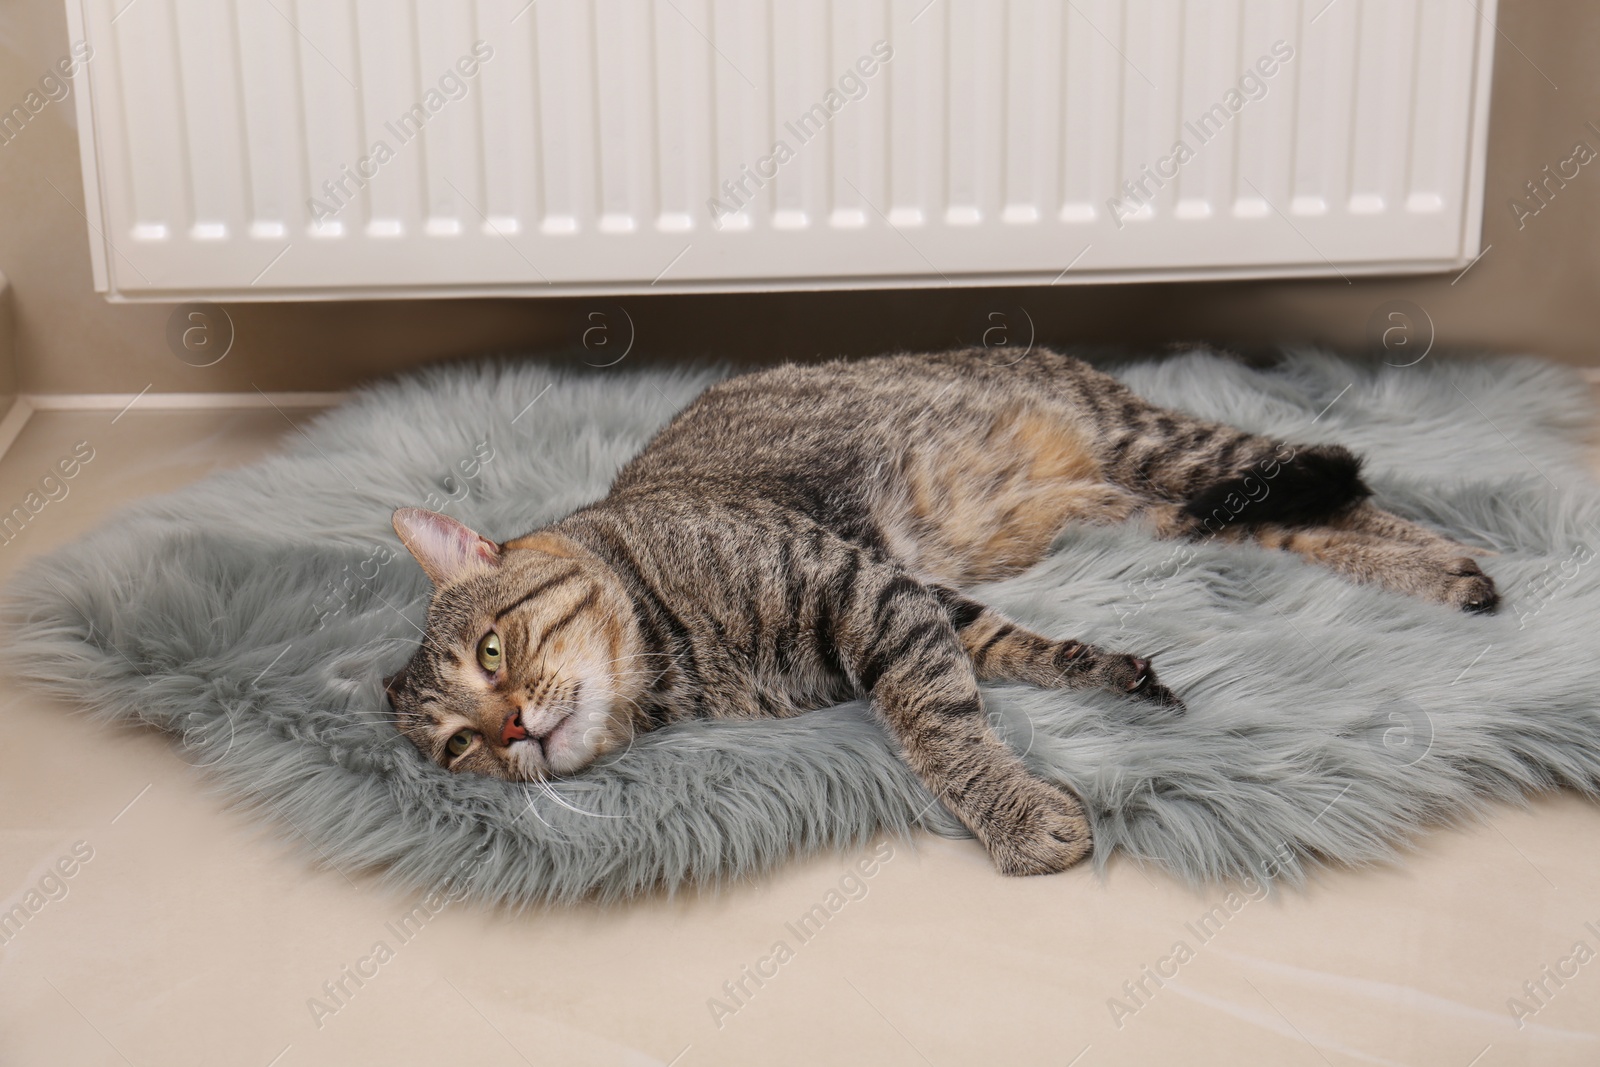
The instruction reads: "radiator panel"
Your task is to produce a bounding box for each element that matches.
[68,0,1498,299]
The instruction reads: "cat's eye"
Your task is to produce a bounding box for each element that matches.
[476,631,502,672]
[446,730,476,758]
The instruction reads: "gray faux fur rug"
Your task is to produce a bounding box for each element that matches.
[5,349,1599,905]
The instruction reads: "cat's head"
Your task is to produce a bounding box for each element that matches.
[384,507,645,781]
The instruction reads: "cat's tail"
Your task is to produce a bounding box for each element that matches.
[1182,442,1371,528]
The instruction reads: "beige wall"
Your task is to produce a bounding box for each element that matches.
[1,0,1596,396]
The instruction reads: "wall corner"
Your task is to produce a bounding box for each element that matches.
[0,269,31,461]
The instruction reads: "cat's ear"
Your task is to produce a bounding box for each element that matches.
[392,507,500,586]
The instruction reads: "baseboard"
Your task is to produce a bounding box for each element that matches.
[24,391,348,412]
[0,396,34,463]
[0,391,348,465]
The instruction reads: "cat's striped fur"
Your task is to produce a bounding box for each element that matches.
[387,349,1497,876]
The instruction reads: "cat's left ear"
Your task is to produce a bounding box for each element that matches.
[392,507,500,586]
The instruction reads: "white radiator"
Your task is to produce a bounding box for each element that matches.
[65,0,1497,300]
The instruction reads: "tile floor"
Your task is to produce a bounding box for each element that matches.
[1,401,1598,1067]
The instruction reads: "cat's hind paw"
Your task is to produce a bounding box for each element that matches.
[1445,557,1499,614]
[1126,659,1186,713]
[1113,655,1186,714]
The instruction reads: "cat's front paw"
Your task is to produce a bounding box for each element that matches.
[980,778,1093,876]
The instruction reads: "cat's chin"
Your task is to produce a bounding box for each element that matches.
[541,675,626,776]
[540,714,589,776]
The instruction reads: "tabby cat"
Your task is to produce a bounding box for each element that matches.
[385,349,1497,876]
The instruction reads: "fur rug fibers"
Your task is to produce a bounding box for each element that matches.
[5,349,1600,906]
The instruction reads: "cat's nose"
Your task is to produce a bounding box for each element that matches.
[500,711,528,746]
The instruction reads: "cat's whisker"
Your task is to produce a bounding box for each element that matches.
[604,656,663,669]
[594,695,651,762]
[597,669,658,684]
[537,778,624,820]
[517,788,558,832]
[607,650,672,664]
